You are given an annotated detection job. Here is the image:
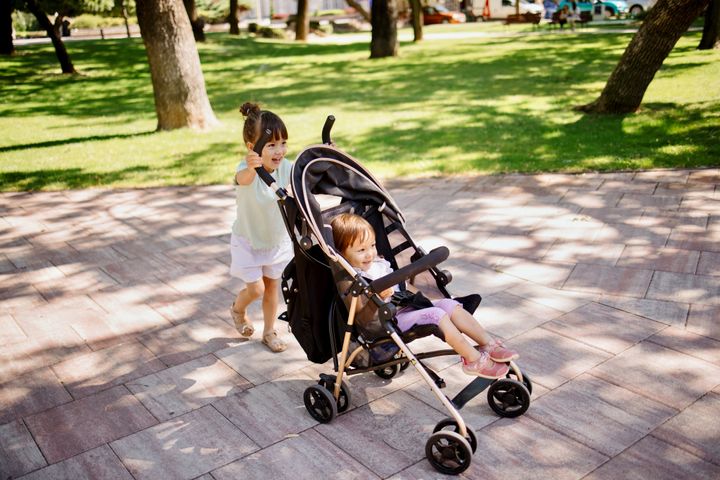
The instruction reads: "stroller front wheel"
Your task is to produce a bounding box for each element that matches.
[487,379,531,418]
[425,430,473,475]
[433,418,477,453]
[303,385,337,423]
[505,367,533,395]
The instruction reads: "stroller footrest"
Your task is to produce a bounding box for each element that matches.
[452,377,494,410]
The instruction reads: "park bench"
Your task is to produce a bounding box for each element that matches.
[548,10,592,29]
[505,12,542,26]
[578,11,592,26]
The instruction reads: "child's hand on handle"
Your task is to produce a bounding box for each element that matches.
[246,150,263,170]
[380,287,394,300]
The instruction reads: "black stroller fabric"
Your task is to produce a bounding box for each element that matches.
[281,243,338,363]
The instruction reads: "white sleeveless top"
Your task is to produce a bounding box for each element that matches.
[232,158,292,250]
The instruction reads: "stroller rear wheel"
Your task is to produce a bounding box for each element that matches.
[425,430,472,475]
[318,375,352,413]
[433,418,477,453]
[303,385,337,423]
[487,379,530,418]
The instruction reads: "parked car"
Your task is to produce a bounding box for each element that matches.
[468,0,545,20]
[422,5,467,25]
[557,0,629,17]
[626,0,656,16]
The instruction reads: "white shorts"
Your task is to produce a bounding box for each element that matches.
[229,233,293,283]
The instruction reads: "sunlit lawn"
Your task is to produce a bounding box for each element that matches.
[0,22,718,191]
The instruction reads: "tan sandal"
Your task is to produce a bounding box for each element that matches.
[230,305,254,337]
[262,330,287,353]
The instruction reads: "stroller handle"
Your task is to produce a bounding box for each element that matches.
[369,247,450,293]
[252,128,277,188]
[322,115,335,144]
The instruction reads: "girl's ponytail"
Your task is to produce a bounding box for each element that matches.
[239,101,288,145]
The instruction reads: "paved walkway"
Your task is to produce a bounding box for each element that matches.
[1,169,719,479]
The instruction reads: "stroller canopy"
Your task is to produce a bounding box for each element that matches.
[291,145,405,259]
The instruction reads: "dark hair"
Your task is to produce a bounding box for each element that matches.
[239,102,288,145]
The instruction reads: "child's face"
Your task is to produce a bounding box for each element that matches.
[342,235,377,271]
[254,135,288,172]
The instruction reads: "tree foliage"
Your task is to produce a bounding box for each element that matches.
[36,0,114,16]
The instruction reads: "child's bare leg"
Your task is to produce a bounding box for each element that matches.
[438,316,481,361]
[231,279,264,336]
[448,305,493,347]
[233,279,264,313]
[260,276,286,352]
[261,276,280,335]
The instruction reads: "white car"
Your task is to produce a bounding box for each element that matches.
[627,0,656,16]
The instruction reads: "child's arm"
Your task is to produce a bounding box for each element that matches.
[235,151,263,185]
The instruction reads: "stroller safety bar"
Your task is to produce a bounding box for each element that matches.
[369,246,449,293]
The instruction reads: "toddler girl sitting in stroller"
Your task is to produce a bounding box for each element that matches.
[331,213,519,379]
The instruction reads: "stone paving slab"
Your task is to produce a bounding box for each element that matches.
[652,392,720,465]
[542,302,666,354]
[2,169,720,479]
[591,341,720,410]
[15,445,134,480]
[211,429,380,479]
[0,420,46,479]
[24,385,157,463]
[127,354,252,421]
[584,435,720,480]
[110,406,258,480]
[526,374,677,457]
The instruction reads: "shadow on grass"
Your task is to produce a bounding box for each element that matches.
[0,166,151,190]
[1,30,718,189]
[0,130,156,153]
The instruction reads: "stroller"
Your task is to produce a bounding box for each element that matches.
[252,117,532,475]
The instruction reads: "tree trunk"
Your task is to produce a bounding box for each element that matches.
[698,0,720,49]
[370,0,398,58]
[136,0,218,131]
[295,0,309,41]
[183,0,206,42]
[1,0,14,56]
[122,2,132,38]
[578,0,710,114]
[25,0,75,73]
[346,0,371,22]
[410,0,423,41]
[229,0,240,34]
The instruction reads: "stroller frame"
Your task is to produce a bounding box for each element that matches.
[252,117,532,475]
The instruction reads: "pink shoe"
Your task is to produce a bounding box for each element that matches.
[461,351,510,379]
[478,339,519,363]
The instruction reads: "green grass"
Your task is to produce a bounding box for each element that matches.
[1,24,718,191]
